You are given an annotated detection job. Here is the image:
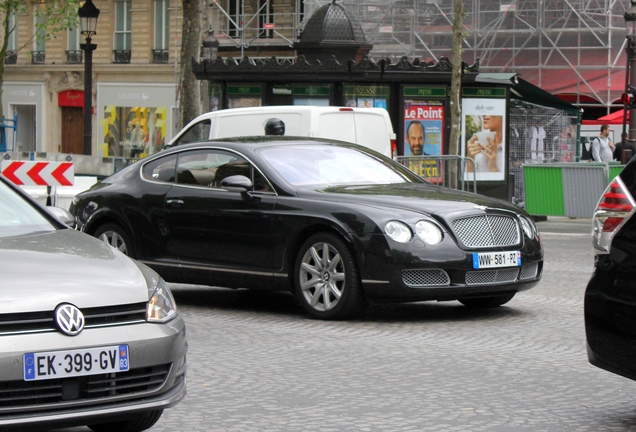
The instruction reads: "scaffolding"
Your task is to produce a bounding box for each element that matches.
[209,0,629,112]
[352,0,629,113]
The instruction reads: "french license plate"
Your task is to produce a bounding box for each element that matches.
[23,345,129,381]
[472,251,521,269]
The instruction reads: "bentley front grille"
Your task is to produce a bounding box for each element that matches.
[452,215,520,248]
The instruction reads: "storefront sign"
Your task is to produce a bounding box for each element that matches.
[58,90,84,107]
[462,87,507,98]
[403,87,447,97]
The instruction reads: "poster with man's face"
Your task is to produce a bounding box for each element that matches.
[403,100,444,183]
[403,100,444,156]
[461,98,506,181]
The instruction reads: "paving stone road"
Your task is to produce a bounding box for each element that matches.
[47,217,636,432]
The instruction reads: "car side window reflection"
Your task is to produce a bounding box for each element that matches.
[142,154,178,182]
[174,149,273,192]
[175,120,211,146]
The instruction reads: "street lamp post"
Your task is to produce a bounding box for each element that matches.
[79,0,100,156]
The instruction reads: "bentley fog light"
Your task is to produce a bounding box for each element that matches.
[415,220,443,245]
[385,221,412,243]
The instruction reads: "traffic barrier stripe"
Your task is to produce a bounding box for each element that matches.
[0,161,74,186]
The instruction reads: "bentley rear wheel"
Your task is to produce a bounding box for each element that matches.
[93,222,136,258]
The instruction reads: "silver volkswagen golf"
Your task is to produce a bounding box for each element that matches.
[0,175,187,431]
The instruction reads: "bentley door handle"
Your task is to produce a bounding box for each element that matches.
[166,199,184,208]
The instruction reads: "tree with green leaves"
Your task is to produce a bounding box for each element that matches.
[0,0,79,119]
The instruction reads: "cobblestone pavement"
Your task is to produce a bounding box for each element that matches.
[48,218,636,432]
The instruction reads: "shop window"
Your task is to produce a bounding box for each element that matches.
[100,106,169,158]
[153,0,170,63]
[114,0,132,63]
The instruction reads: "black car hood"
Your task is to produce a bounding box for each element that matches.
[298,183,523,217]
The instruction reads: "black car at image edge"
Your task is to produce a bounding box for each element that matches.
[585,157,636,381]
[70,136,544,320]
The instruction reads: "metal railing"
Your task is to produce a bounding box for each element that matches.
[66,50,83,64]
[152,49,169,63]
[30,51,45,64]
[396,155,477,193]
[113,50,131,64]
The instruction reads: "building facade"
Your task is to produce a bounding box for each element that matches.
[1,0,185,161]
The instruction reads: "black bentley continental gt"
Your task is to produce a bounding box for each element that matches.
[70,137,543,320]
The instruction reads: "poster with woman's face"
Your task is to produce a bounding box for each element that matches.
[461,98,506,181]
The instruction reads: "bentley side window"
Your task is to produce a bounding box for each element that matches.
[142,154,178,182]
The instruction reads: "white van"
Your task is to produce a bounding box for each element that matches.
[167,106,397,158]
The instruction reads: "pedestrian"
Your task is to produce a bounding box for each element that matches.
[591,124,615,162]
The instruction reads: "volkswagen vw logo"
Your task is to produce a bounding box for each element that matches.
[55,304,85,336]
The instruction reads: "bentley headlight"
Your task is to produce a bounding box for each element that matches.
[519,216,536,239]
[147,278,177,323]
[385,221,412,243]
[415,220,443,245]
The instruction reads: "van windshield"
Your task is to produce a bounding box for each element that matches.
[259,144,421,187]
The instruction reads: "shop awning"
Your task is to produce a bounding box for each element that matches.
[510,78,581,114]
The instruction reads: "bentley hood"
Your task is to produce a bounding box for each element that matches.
[302,183,524,216]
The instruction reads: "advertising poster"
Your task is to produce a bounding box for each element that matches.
[403,100,444,182]
[100,106,167,158]
[461,98,506,181]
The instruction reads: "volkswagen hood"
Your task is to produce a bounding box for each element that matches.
[0,229,150,313]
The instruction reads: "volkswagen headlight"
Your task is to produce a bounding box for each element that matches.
[147,278,177,323]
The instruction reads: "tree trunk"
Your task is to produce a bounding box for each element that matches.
[0,3,10,120]
[179,0,202,130]
[448,0,465,189]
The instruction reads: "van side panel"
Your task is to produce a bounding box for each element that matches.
[353,112,392,156]
[315,113,357,144]
[214,113,305,137]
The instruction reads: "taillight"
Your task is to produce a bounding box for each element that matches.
[592,177,636,253]
[391,139,398,160]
